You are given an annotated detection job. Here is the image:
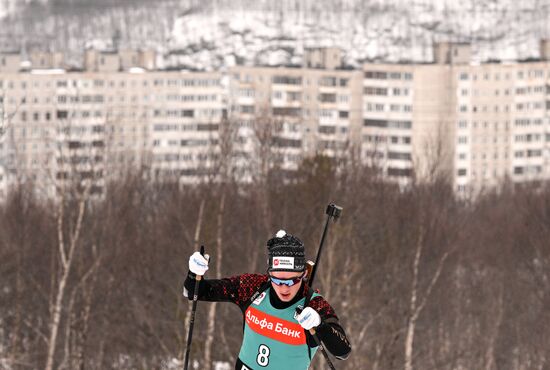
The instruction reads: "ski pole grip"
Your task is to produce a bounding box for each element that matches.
[196,245,206,281]
[326,204,343,221]
[295,308,318,334]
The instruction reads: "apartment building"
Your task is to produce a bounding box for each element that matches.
[1,41,550,199]
[228,63,363,179]
[0,50,226,197]
[453,60,550,193]
[147,71,226,182]
[362,41,550,194]
[362,63,449,187]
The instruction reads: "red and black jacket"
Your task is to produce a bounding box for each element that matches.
[184,272,352,360]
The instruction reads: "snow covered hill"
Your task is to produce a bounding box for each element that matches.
[1,0,549,70]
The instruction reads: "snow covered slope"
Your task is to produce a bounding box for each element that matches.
[0,0,549,69]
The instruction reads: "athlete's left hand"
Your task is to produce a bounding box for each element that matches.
[296,307,321,330]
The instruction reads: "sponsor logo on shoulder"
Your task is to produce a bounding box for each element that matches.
[253,291,267,305]
[272,256,295,270]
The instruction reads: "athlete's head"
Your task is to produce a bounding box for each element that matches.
[266,230,307,302]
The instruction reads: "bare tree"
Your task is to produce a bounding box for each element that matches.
[403,180,461,370]
[45,182,91,370]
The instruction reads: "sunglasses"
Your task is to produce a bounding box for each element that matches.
[269,274,305,287]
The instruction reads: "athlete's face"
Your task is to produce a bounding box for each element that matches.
[269,271,305,302]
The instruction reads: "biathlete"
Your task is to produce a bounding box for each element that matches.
[183,230,351,369]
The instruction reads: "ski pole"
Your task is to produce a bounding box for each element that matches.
[183,245,205,370]
[310,203,342,285]
[302,203,343,370]
[296,298,336,370]
[309,328,336,370]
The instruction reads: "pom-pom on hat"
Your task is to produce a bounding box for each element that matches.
[267,230,306,272]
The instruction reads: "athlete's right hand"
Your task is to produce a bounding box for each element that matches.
[189,251,209,276]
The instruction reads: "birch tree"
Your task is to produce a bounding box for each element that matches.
[45,183,91,370]
[404,182,459,370]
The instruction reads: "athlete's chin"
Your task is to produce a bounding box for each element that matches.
[277,292,293,301]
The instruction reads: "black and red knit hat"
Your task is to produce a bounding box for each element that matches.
[267,230,306,272]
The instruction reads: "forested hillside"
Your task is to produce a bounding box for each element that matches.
[1,157,550,369]
[1,0,548,69]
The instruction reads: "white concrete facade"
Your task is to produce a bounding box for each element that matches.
[1,44,550,198]
[0,69,227,195]
[362,58,550,195]
[228,66,363,179]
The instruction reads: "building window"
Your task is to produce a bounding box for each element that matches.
[286,91,302,101]
[364,119,387,128]
[320,109,334,118]
[273,107,301,117]
[388,151,411,160]
[338,94,349,103]
[240,105,255,114]
[319,126,336,134]
[319,93,337,102]
[364,87,388,96]
[272,76,302,85]
[387,120,412,129]
[364,71,388,79]
[387,167,412,177]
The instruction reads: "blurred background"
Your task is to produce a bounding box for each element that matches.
[1,1,550,369]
